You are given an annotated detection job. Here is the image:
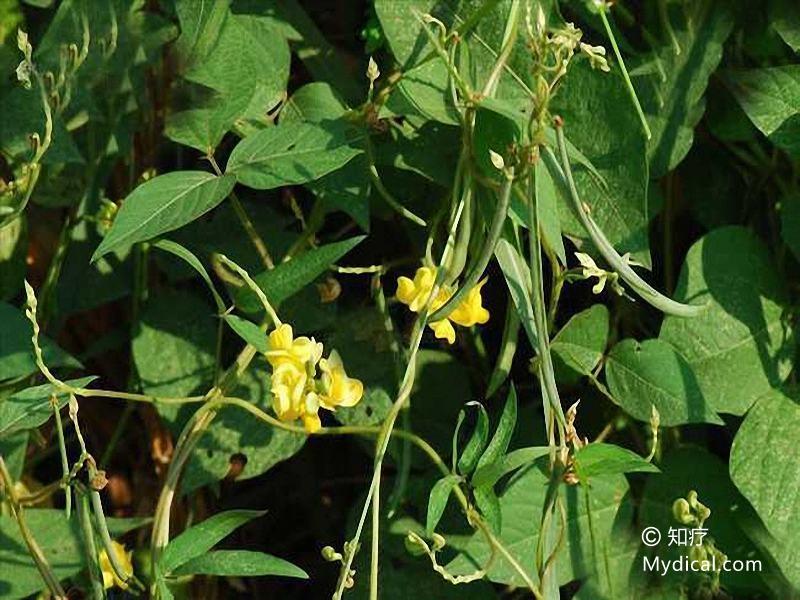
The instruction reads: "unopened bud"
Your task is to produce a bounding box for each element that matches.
[489,150,505,170]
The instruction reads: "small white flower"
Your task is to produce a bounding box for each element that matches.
[575,252,607,294]
[366,57,380,84]
[580,42,610,72]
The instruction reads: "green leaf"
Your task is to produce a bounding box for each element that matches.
[474,485,502,532]
[164,94,249,154]
[182,362,306,493]
[730,387,800,590]
[448,470,631,587]
[551,305,609,385]
[171,549,308,579]
[724,65,800,157]
[426,474,460,534]
[0,377,97,438]
[552,62,651,267]
[0,509,147,600]
[471,446,550,489]
[475,386,517,473]
[573,443,658,483]
[92,171,236,261]
[281,82,348,124]
[160,509,265,575]
[639,1,734,176]
[0,214,26,301]
[494,237,538,347]
[234,236,364,313]
[132,290,216,423]
[659,226,795,415]
[173,0,231,70]
[0,301,81,382]
[222,315,267,353]
[771,0,800,52]
[605,338,723,426]
[184,13,290,125]
[226,120,365,190]
[457,402,489,476]
[641,447,774,596]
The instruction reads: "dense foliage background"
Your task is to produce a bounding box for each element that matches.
[0,0,798,598]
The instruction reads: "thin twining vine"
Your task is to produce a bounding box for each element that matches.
[16,274,537,599]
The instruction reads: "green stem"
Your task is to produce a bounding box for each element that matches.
[52,400,71,517]
[598,8,652,140]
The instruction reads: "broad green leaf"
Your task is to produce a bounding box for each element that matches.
[471,446,550,489]
[92,171,236,261]
[641,447,774,596]
[280,84,371,230]
[573,443,658,483]
[551,305,609,385]
[494,237,538,347]
[281,82,348,124]
[152,239,225,312]
[448,470,630,587]
[605,338,723,426]
[457,402,489,476]
[0,301,81,382]
[161,509,265,575]
[234,236,364,313]
[184,13,290,125]
[0,431,29,480]
[638,0,733,176]
[0,509,148,600]
[731,387,800,590]
[474,485,502,532]
[660,227,794,415]
[173,0,231,70]
[724,66,800,157]
[182,362,306,493]
[374,121,460,188]
[248,0,362,104]
[771,0,800,52]
[164,94,249,154]
[226,120,364,190]
[474,386,517,474]
[426,474,460,534]
[171,549,308,579]
[222,315,267,353]
[551,63,651,267]
[132,290,216,423]
[0,377,97,438]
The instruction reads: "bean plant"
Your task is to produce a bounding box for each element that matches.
[0,0,798,599]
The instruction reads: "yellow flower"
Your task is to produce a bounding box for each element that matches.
[265,324,323,369]
[270,361,309,422]
[319,351,364,410]
[396,267,490,344]
[265,327,363,433]
[99,541,133,590]
[449,278,490,327]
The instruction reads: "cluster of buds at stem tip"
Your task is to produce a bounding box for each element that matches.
[321,541,357,588]
[16,29,33,89]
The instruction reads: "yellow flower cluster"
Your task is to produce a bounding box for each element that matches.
[99,541,133,590]
[265,324,363,433]
[396,266,490,344]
